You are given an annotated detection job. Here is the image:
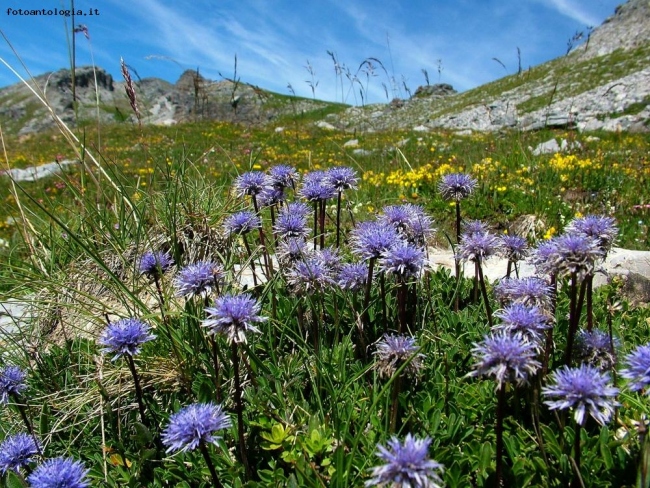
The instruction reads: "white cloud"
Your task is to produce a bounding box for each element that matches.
[542,0,600,26]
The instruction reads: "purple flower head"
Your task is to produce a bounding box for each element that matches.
[548,233,604,279]
[574,329,618,371]
[380,204,435,246]
[274,210,310,239]
[500,235,529,262]
[457,231,501,263]
[139,250,174,278]
[379,243,426,280]
[374,335,424,378]
[566,215,617,255]
[299,171,337,201]
[269,164,300,190]
[0,365,27,404]
[338,262,369,291]
[99,318,156,360]
[620,344,650,393]
[284,201,312,219]
[224,210,262,236]
[0,433,41,473]
[258,187,286,207]
[27,457,89,488]
[203,293,266,344]
[366,434,444,488]
[326,166,359,192]
[276,237,311,264]
[162,402,232,454]
[542,364,619,426]
[530,239,560,276]
[351,221,401,261]
[174,261,224,299]
[438,172,477,201]
[493,303,551,347]
[468,332,540,390]
[494,277,553,310]
[233,171,270,198]
[286,256,335,294]
[462,220,490,236]
[315,247,342,272]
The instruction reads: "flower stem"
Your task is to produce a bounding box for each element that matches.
[231,342,252,480]
[495,385,506,488]
[199,441,224,488]
[336,192,343,248]
[477,261,493,328]
[126,355,149,428]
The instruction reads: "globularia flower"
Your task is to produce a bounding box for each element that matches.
[276,237,311,264]
[438,173,477,201]
[98,318,156,360]
[286,257,335,294]
[274,211,310,239]
[494,277,553,310]
[574,329,618,371]
[258,187,285,207]
[315,247,342,272]
[0,365,27,404]
[299,171,337,201]
[162,402,232,454]
[0,433,40,473]
[326,166,359,191]
[203,293,266,344]
[379,243,426,280]
[468,332,540,389]
[531,239,560,276]
[284,201,312,219]
[380,205,435,246]
[139,250,174,278]
[374,335,424,378]
[462,219,490,236]
[500,235,530,263]
[224,210,262,236]
[350,221,401,261]
[457,231,501,263]
[233,171,269,197]
[542,364,619,426]
[620,344,650,393]
[174,261,224,299]
[269,164,299,190]
[366,434,444,488]
[566,215,617,255]
[338,262,369,291]
[27,457,89,488]
[493,303,551,346]
[548,233,603,279]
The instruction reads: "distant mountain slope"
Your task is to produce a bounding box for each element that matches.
[0,66,344,136]
[325,0,650,133]
[0,0,648,135]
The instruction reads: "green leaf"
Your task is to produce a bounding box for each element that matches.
[478,441,493,474]
[131,422,153,447]
[5,471,28,488]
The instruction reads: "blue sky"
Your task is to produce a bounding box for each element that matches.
[1,0,622,104]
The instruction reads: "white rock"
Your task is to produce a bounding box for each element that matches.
[1,159,76,182]
[343,139,359,148]
[315,121,337,130]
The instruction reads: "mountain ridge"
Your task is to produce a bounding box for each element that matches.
[0,0,648,136]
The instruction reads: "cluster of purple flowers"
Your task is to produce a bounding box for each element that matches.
[139,250,174,279]
[203,293,266,344]
[174,261,225,299]
[366,434,444,488]
[0,433,40,473]
[27,457,90,488]
[162,402,232,453]
[374,334,424,378]
[0,364,27,404]
[98,318,156,360]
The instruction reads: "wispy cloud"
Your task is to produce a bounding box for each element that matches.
[542,0,600,27]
